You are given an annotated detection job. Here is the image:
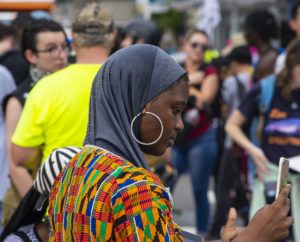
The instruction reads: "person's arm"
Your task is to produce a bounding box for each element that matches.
[188,71,205,85]
[231,185,293,242]
[225,110,268,180]
[189,73,219,109]
[10,87,44,167]
[11,144,41,167]
[5,97,34,196]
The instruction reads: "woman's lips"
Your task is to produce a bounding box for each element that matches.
[169,137,176,146]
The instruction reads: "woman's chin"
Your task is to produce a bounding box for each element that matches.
[141,145,166,157]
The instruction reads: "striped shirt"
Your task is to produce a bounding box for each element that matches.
[49,145,183,241]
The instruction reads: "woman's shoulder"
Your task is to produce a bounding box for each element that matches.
[78,145,167,192]
[111,164,173,216]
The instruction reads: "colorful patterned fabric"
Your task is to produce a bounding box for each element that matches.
[49,145,183,241]
[34,146,81,196]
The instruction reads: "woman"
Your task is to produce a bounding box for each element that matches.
[172,29,219,235]
[226,38,300,241]
[2,18,68,225]
[49,44,291,241]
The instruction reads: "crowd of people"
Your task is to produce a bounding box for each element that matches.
[0,1,299,242]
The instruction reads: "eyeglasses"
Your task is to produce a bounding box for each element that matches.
[190,42,208,51]
[36,43,69,56]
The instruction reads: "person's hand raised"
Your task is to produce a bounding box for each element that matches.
[221,208,243,242]
[249,146,269,181]
[234,184,293,242]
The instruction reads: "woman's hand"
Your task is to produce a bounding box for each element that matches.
[188,71,204,85]
[233,185,293,242]
[249,145,269,181]
[188,73,218,109]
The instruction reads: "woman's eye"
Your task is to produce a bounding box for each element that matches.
[173,108,182,115]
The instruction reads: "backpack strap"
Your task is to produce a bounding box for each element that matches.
[234,75,247,102]
[250,74,276,147]
[258,74,276,114]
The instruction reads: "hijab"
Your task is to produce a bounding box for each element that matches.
[84,44,186,169]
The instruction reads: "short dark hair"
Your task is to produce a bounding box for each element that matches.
[291,1,300,19]
[123,19,161,46]
[21,19,67,56]
[227,46,252,65]
[244,9,278,42]
[0,23,15,41]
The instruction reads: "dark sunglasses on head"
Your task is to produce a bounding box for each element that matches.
[190,42,208,51]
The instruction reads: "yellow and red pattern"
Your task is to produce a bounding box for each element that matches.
[49,145,183,241]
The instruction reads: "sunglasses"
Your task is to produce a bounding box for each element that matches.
[190,42,208,51]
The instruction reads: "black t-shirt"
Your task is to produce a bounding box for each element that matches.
[239,84,300,166]
[0,50,29,87]
[2,77,34,115]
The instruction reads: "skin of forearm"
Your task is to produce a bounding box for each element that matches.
[225,122,256,154]
[9,162,33,197]
[225,111,257,154]
[11,144,41,167]
[190,75,218,110]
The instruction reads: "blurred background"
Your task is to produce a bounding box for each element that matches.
[0,0,296,50]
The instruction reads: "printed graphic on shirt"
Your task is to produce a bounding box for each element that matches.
[265,115,300,146]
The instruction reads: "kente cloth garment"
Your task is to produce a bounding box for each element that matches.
[49,145,183,242]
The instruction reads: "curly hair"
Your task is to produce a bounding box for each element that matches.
[244,9,278,42]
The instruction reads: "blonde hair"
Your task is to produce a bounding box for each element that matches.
[185,29,208,42]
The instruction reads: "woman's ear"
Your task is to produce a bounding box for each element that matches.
[24,49,38,65]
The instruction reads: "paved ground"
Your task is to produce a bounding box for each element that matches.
[172,174,220,242]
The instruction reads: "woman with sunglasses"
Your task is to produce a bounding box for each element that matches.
[172,29,219,236]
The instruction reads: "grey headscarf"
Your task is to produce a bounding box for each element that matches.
[84,44,186,169]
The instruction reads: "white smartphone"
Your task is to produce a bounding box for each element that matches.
[275,157,289,199]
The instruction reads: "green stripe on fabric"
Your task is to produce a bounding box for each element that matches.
[146,209,155,224]
[113,203,124,214]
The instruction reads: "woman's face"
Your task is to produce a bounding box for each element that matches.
[184,32,209,63]
[139,78,189,156]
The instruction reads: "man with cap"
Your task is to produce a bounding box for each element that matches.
[10,3,114,176]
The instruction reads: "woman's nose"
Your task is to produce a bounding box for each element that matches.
[175,116,184,132]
